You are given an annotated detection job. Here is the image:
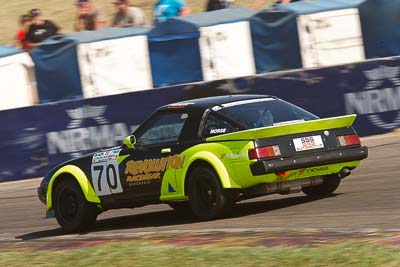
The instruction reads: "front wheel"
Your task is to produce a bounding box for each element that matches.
[302,174,341,197]
[53,179,98,233]
[188,167,235,220]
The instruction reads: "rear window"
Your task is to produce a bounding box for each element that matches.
[202,113,239,137]
[213,98,319,130]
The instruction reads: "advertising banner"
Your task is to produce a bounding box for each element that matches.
[252,58,400,136]
[251,0,400,73]
[0,52,37,110]
[32,27,150,103]
[297,8,365,68]
[78,35,153,98]
[199,21,255,81]
[1,56,399,182]
[0,87,184,182]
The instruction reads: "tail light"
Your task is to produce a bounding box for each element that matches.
[249,145,281,160]
[337,134,360,147]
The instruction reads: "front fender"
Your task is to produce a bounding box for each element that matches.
[184,151,241,190]
[46,165,100,211]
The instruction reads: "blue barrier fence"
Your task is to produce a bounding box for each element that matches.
[1,56,399,182]
[28,1,400,103]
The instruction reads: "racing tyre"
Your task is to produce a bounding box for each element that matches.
[188,167,235,220]
[302,174,341,197]
[53,179,98,233]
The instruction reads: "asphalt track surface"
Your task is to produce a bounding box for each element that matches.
[0,132,399,241]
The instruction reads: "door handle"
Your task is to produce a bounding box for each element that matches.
[161,148,171,154]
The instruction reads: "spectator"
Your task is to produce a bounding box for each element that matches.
[276,0,301,3]
[25,9,59,49]
[206,0,234,12]
[74,0,106,31]
[252,0,300,10]
[153,0,191,25]
[14,14,31,50]
[111,0,147,27]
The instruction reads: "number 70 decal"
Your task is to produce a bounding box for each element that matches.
[91,160,123,196]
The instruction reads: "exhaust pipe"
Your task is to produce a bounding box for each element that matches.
[241,169,352,200]
[242,176,324,199]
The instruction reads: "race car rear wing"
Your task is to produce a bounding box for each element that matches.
[206,115,357,142]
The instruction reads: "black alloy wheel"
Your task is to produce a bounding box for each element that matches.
[188,166,235,220]
[53,179,98,233]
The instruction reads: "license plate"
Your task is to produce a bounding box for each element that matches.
[293,135,324,152]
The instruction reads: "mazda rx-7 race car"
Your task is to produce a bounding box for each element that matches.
[38,95,368,232]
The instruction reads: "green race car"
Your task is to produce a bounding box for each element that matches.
[38,95,368,232]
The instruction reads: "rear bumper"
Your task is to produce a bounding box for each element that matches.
[250,146,368,176]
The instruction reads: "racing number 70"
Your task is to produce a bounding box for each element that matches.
[91,160,123,196]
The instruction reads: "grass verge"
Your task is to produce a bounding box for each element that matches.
[1,241,400,267]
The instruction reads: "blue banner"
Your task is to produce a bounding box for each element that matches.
[1,56,399,182]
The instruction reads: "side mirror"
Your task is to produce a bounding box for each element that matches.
[123,135,136,149]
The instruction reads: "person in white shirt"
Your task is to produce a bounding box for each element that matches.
[111,0,147,27]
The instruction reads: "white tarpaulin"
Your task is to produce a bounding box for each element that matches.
[199,21,256,81]
[297,8,365,68]
[0,52,36,111]
[78,35,153,98]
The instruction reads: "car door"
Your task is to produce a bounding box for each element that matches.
[116,111,190,201]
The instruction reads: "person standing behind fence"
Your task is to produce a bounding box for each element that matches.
[14,15,31,50]
[74,0,106,31]
[153,0,191,25]
[206,0,234,12]
[25,9,59,49]
[111,0,147,27]
[252,0,301,9]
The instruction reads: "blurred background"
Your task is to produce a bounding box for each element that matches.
[0,0,275,45]
[0,0,399,181]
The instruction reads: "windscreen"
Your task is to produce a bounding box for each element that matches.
[215,98,319,130]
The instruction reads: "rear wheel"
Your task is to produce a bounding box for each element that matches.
[302,174,341,197]
[188,167,235,220]
[53,179,98,233]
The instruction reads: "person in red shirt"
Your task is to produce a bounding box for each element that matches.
[14,14,31,50]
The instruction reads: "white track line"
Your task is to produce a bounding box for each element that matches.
[2,227,399,243]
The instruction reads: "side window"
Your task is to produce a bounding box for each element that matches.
[136,112,189,147]
[202,114,238,137]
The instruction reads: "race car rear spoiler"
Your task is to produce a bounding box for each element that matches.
[206,115,357,142]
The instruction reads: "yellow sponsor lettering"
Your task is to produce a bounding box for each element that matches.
[175,155,186,169]
[167,155,175,169]
[127,172,162,182]
[143,159,153,174]
[136,160,144,174]
[149,159,160,172]
[125,160,135,175]
[124,154,186,184]
[159,157,168,172]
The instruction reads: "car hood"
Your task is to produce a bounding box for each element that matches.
[206,115,357,142]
